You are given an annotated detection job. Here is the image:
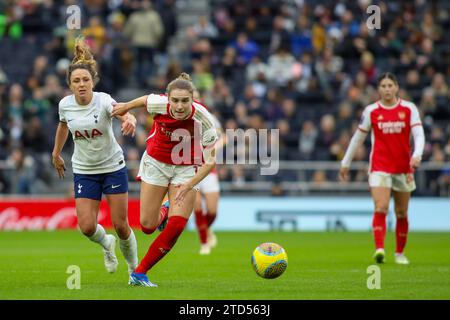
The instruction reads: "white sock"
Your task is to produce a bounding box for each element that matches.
[88,224,109,250]
[119,229,138,270]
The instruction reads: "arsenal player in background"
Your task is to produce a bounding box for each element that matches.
[51,37,139,276]
[339,72,425,265]
[111,73,219,287]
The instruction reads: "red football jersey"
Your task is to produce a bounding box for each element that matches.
[145,94,218,165]
[358,99,422,174]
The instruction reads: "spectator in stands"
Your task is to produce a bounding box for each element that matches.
[315,114,337,160]
[315,47,343,96]
[191,15,218,39]
[82,16,107,57]
[266,46,296,87]
[360,51,377,85]
[0,105,9,161]
[276,119,299,160]
[23,87,51,125]
[230,32,260,66]
[27,55,51,90]
[21,116,48,155]
[155,0,177,75]
[298,120,318,161]
[123,0,164,87]
[192,60,215,93]
[293,52,314,93]
[6,147,36,194]
[218,46,238,81]
[290,15,313,58]
[246,55,268,82]
[269,15,291,54]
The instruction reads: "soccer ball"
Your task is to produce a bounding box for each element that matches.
[251,242,288,279]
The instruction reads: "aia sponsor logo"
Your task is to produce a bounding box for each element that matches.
[74,129,103,140]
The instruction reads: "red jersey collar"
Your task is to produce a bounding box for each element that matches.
[377,98,401,110]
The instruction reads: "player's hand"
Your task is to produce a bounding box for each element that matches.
[407,156,421,183]
[111,102,129,117]
[52,154,66,178]
[173,183,194,205]
[410,156,421,171]
[339,167,350,182]
[121,114,136,137]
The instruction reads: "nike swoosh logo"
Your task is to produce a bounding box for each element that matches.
[111,184,121,189]
[68,119,74,122]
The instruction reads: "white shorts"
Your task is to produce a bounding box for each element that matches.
[368,172,416,192]
[137,152,199,188]
[198,172,220,193]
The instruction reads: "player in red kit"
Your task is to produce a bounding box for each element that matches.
[111,73,219,286]
[339,73,425,265]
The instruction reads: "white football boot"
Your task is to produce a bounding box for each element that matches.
[373,248,385,264]
[395,253,410,265]
[207,230,217,248]
[199,244,211,255]
[103,234,119,273]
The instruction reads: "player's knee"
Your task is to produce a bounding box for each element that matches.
[140,219,157,234]
[114,223,130,239]
[79,223,96,237]
[395,209,408,218]
[374,203,389,214]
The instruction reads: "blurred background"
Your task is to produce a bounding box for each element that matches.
[0,0,449,231]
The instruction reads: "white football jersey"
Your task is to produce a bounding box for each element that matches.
[58,92,125,174]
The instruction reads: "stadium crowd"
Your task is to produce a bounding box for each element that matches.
[0,0,449,196]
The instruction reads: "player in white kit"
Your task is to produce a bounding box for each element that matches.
[339,72,425,265]
[51,38,139,276]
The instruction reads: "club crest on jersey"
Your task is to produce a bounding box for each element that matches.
[398,111,405,120]
[377,114,383,121]
[74,129,103,140]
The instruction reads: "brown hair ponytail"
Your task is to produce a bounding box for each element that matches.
[166,72,196,95]
[66,37,99,86]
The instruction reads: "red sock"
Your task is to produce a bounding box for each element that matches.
[372,212,386,249]
[135,216,187,274]
[395,217,409,254]
[140,205,169,235]
[194,210,208,244]
[205,212,216,227]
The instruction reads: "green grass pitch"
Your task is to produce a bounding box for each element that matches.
[0,230,449,300]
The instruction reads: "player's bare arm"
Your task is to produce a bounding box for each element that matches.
[51,121,69,178]
[115,112,137,137]
[339,167,350,182]
[339,128,368,183]
[111,95,148,117]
